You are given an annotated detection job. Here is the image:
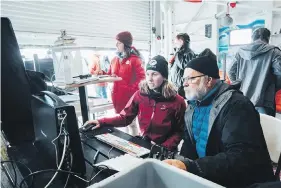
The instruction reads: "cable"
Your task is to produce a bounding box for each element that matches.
[63,153,73,188]
[11,161,17,188]
[52,113,67,167]
[107,147,114,159]
[81,141,109,159]
[1,160,33,188]
[63,132,72,188]
[45,75,67,95]
[88,150,100,186]
[149,143,157,158]
[44,134,68,188]
[87,168,107,184]
[1,162,17,188]
[19,168,107,188]
[19,169,78,188]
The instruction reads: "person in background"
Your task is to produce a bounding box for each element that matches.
[228,28,281,116]
[83,55,186,150]
[170,33,196,98]
[99,31,145,136]
[164,49,275,187]
[101,55,110,73]
[90,53,108,99]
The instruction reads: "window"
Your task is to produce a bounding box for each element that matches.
[229,29,252,46]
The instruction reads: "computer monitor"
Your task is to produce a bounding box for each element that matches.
[24,59,36,71]
[38,58,55,80]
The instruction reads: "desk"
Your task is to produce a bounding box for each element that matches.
[57,77,121,123]
[6,127,154,188]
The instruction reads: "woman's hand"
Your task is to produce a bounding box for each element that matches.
[82,120,101,131]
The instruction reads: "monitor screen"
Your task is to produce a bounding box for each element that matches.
[39,58,55,79]
[229,29,252,46]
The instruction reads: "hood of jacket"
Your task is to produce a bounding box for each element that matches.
[238,41,276,60]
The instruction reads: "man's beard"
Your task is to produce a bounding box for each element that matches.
[184,81,208,101]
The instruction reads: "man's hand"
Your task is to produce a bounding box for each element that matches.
[82,120,101,131]
[163,159,187,171]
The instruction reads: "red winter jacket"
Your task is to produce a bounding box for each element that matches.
[99,90,186,150]
[105,54,145,113]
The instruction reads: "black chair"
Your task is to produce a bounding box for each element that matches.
[1,17,35,145]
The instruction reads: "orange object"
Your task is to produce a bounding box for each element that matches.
[219,70,231,84]
[90,54,107,86]
[276,90,281,113]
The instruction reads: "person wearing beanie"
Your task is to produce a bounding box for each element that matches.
[164,49,275,187]
[228,27,281,117]
[96,31,145,136]
[170,33,196,98]
[83,55,186,150]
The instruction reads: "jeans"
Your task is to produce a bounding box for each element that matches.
[96,85,107,99]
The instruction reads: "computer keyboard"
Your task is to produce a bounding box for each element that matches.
[95,133,150,157]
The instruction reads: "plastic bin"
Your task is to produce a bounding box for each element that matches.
[89,159,224,188]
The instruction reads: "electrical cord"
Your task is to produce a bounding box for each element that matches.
[87,168,107,185]
[1,160,17,188]
[63,153,73,188]
[19,167,108,188]
[44,134,68,188]
[11,161,17,188]
[88,150,100,186]
[107,147,114,159]
[52,113,67,167]
[45,75,67,95]
[1,160,33,188]
[19,169,79,188]
[81,141,109,159]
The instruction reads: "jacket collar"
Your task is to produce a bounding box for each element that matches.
[140,88,175,103]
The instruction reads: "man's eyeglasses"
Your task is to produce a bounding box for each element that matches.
[182,75,206,84]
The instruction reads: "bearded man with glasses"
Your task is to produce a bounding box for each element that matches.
[164,49,275,188]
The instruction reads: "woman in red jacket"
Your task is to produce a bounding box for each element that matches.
[105,31,145,135]
[84,55,186,150]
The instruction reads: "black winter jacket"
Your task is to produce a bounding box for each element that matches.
[180,82,275,188]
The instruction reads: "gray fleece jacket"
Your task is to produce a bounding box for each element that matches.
[228,41,281,109]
